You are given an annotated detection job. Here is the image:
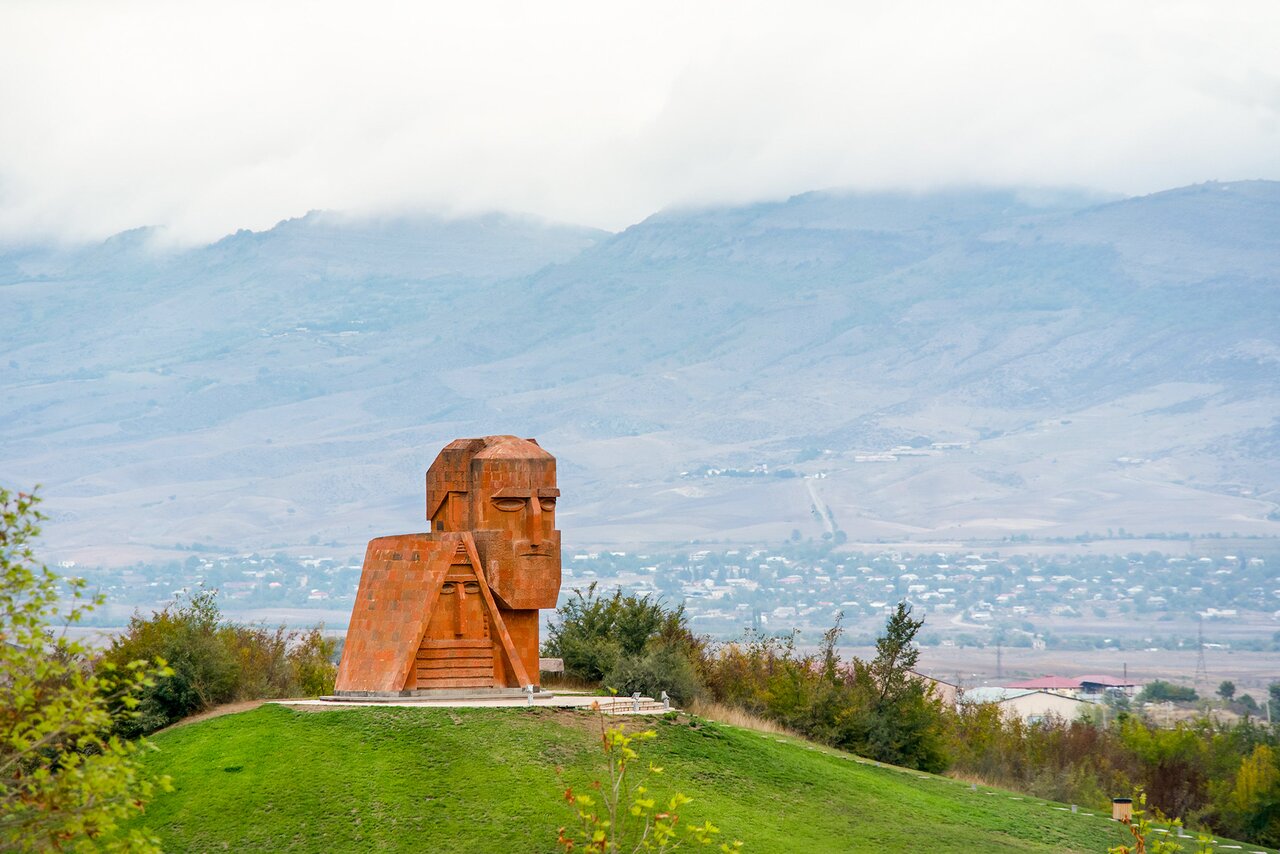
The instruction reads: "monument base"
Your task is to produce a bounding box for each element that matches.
[325,686,550,702]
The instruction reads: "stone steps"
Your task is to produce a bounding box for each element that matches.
[593,696,671,715]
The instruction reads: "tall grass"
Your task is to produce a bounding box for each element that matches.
[688,699,796,737]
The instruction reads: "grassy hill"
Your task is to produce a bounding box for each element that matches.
[128,703,1174,853]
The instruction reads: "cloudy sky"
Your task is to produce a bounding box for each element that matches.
[1,1,1277,244]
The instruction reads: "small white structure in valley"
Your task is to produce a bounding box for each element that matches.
[959,687,1092,723]
[1003,674,1138,700]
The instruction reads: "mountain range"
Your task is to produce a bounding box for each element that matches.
[2,181,1278,565]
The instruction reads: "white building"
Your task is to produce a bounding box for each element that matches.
[960,687,1093,723]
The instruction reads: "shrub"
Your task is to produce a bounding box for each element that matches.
[1139,680,1198,703]
[698,606,948,773]
[604,642,703,707]
[290,627,339,697]
[0,486,171,850]
[101,589,336,736]
[545,584,624,682]
[546,584,704,702]
[1217,743,1280,846]
[103,590,238,736]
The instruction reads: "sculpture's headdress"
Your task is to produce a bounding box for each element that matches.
[425,435,554,531]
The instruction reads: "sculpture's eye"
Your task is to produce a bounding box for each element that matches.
[539,497,556,511]
[463,582,480,594]
[492,498,525,512]
[440,582,456,595]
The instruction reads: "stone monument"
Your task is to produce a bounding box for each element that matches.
[334,436,561,695]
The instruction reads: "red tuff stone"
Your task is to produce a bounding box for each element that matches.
[335,436,562,693]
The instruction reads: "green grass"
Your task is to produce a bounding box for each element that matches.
[130,704,1236,853]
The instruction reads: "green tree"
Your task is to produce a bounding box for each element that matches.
[544,585,703,704]
[862,602,923,704]
[1223,744,1280,846]
[1139,680,1198,703]
[844,603,948,772]
[289,626,339,697]
[0,487,171,851]
[1219,680,1237,702]
[544,584,625,682]
[613,593,668,658]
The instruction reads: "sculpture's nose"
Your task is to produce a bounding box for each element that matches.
[527,496,542,548]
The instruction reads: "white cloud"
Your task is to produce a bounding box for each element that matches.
[1,0,1277,244]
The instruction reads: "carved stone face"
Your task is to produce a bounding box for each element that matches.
[425,435,561,610]
[468,439,561,609]
[473,483,559,566]
[426,576,487,639]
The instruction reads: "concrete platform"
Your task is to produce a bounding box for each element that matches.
[325,687,543,702]
[278,693,672,714]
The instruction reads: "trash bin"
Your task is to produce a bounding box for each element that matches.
[1112,798,1133,822]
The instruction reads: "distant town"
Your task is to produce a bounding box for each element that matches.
[73,543,1279,653]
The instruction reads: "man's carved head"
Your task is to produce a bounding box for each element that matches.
[425,435,561,609]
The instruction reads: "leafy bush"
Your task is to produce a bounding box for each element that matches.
[545,584,625,682]
[101,589,337,736]
[291,627,340,697]
[945,700,1280,847]
[1218,744,1280,845]
[699,606,949,773]
[1139,680,1198,703]
[1,487,171,851]
[103,590,238,736]
[545,584,704,704]
[604,642,703,707]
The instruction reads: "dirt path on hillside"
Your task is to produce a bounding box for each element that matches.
[159,700,271,732]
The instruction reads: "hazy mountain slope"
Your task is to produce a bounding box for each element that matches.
[1,184,1277,563]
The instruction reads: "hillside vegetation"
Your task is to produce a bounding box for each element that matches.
[130,704,1158,853]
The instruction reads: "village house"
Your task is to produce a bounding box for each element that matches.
[1004,675,1137,699]
[960,687,1093,723]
